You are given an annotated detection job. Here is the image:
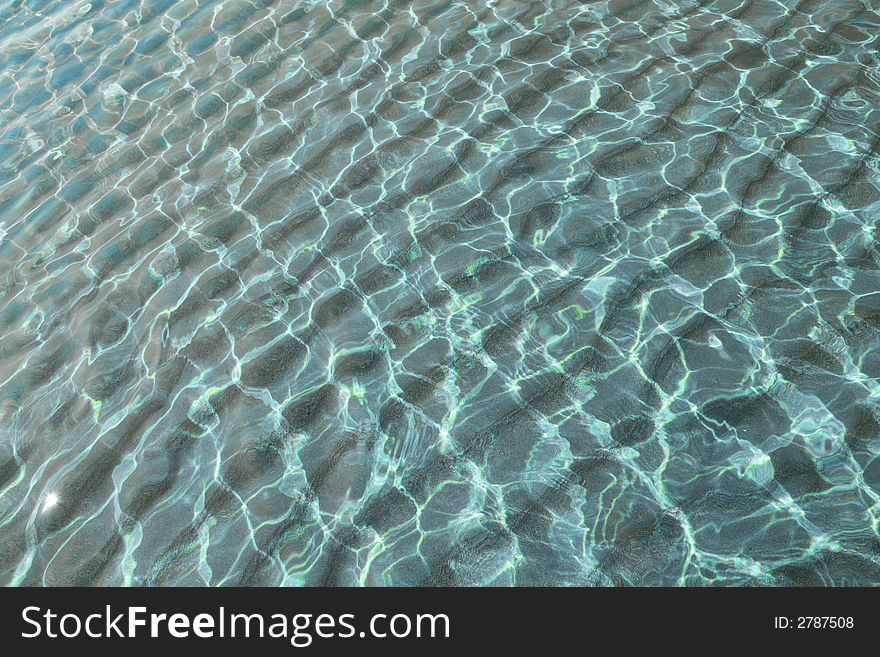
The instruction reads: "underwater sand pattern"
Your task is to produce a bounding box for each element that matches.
[2,0,880,585]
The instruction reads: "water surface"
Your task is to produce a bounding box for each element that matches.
[1,0,880,586]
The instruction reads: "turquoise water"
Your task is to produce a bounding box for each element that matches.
[1,0,880,586]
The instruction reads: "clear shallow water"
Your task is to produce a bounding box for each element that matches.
[1,0,880,586]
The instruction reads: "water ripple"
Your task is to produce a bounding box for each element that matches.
[1,0,880,586]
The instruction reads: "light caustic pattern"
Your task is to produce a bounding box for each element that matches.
[1,0,880,586]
